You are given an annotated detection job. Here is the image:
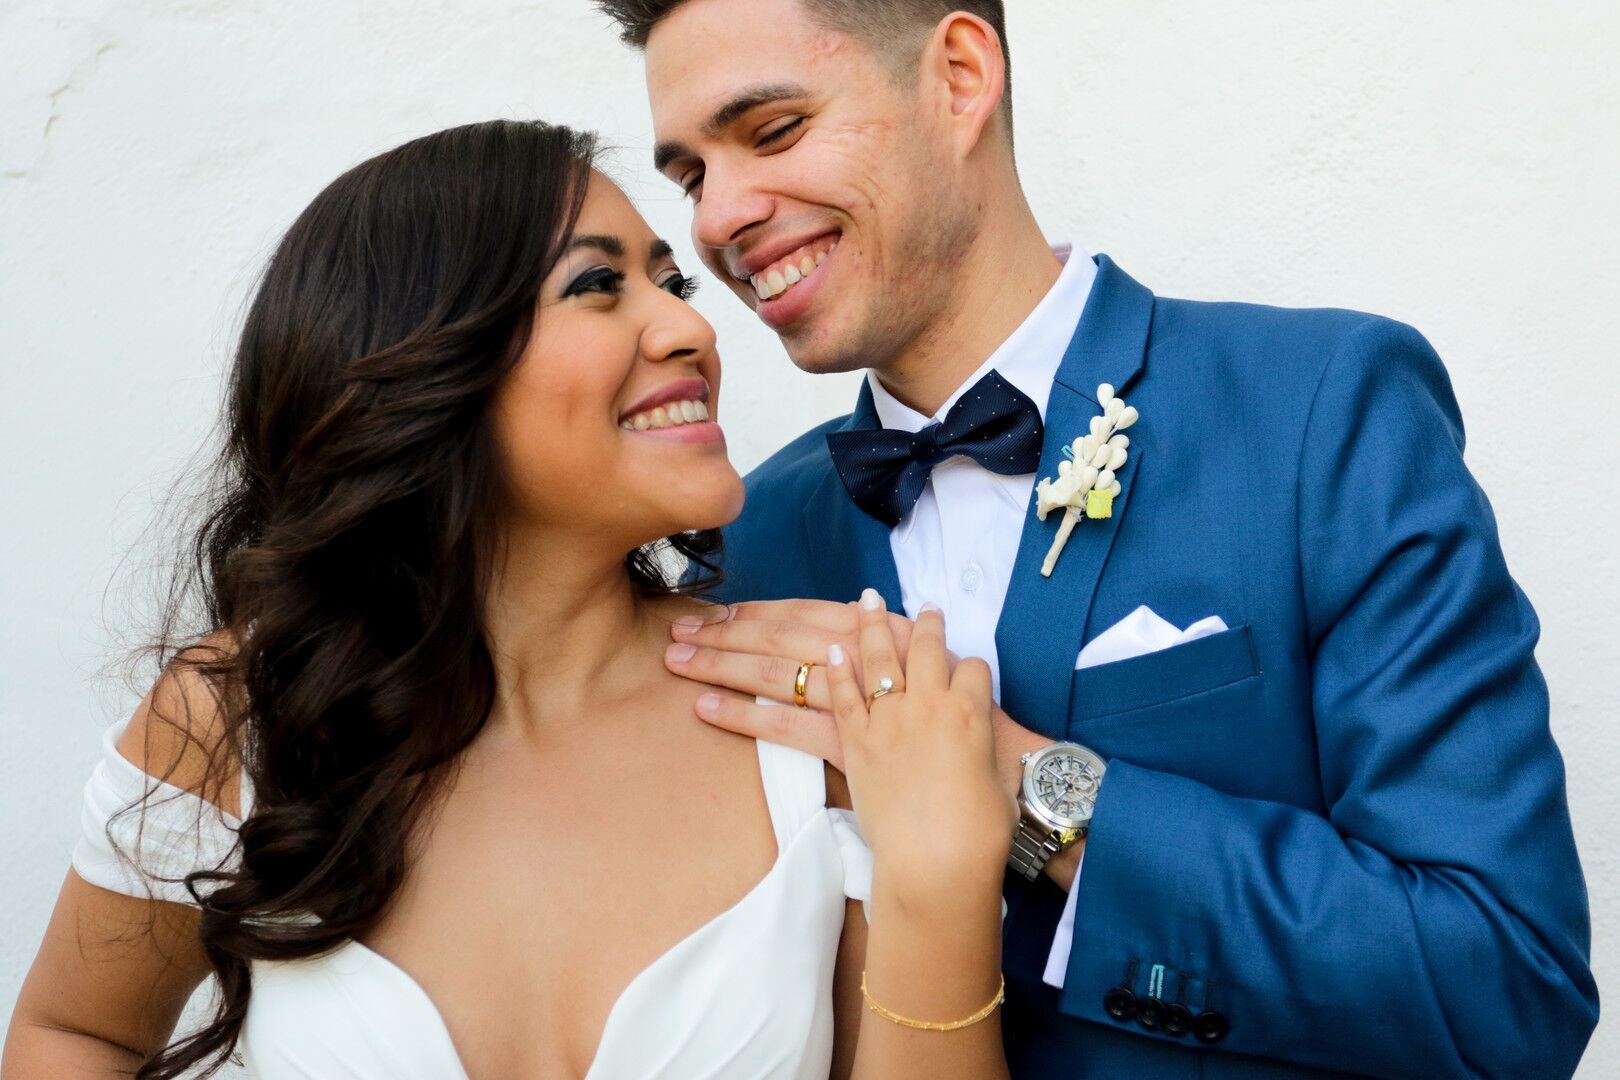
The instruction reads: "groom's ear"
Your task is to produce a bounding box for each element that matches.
[924,11,1009,159]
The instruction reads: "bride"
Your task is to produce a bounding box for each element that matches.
[2,120,1013,1079]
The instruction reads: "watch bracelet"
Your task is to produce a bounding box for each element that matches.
[1008,819,1063,882]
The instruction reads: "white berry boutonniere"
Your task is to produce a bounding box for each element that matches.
[1034,383,1139,577]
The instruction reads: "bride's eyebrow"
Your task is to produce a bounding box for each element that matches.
[567,234,625,257]
[567,236,674,263]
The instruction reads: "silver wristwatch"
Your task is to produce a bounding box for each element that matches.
[1009,741,1107,881]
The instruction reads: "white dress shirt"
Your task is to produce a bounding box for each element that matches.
[867,241,1096,989]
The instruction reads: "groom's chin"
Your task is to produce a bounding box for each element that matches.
[781,335,866,378]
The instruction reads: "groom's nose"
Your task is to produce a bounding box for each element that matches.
[691,164,775,258]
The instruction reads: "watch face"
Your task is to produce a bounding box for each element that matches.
[1027,745,1105,826]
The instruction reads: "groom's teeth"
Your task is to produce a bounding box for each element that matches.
[749,238,838,303]
[634,414,651,431]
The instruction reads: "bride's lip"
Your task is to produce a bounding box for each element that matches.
[617,376,712,424]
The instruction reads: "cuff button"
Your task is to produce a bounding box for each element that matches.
[1163,1002,1193,1037]
[1103,986,1137,1021]
[1193,1010,1230,1043]
[1135,997,1167,1031]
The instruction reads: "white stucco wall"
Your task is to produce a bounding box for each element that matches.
[3,1,1615,1073]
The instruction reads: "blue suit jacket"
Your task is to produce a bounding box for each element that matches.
[713,257,1597,1078]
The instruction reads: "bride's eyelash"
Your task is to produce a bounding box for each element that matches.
[664,274,700,301]
[564,267,626,297]
[564,267,698,302]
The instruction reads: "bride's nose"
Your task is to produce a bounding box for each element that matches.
[642,289,717,366]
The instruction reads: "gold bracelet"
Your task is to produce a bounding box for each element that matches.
[860,971,1006,1032]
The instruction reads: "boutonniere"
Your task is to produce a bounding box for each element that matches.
[1034,383,1139,577]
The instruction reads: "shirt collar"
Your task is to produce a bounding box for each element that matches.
[867,241,1098,434]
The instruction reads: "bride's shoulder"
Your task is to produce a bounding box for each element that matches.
[114,630,244,817]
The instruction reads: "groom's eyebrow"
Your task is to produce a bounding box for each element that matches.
[653,82,810,173]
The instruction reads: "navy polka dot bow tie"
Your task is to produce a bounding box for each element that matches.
[826,370,1046,527]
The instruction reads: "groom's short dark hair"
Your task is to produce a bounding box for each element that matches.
[596,0,1014,134]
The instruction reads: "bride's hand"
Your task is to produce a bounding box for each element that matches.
[827,590,1017,909]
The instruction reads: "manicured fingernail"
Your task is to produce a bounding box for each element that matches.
[696,693,722,717]
[828,643,846,666]
[920,601,941,614]
[666,643,697,664]
[672,616,703,637]
[860,588,883,611]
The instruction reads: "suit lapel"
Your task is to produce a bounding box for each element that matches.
[995,256,1156,735]
[801,381,905,608]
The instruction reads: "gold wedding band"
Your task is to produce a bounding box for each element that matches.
[794,661,815,709]
[866,676,899,708]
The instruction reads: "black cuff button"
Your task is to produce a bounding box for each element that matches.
[1163,1002,1193,1037]
[1193,1010,1230,1043]
[1103,986,1137,1021]
[1135,997,1167,1031]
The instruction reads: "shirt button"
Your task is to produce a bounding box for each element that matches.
[960,563,983,592]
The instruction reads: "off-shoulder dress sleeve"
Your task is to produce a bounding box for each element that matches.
[71,716,245,905]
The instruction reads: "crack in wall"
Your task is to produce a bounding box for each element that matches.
[3,41,118,181]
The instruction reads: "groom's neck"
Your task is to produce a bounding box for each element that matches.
[871,199,1061,418]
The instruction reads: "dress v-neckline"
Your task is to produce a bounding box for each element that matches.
[339,800,825,1080]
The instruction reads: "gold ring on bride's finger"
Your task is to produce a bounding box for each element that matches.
[794,661,815,709]
[866,676,899,708]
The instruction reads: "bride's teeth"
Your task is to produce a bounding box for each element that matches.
[765,270,787,296]
[800,255,816,276]
[815,250,827,266]
[783,264,802,285]
[623,400,712,430]
[753,276,770,301]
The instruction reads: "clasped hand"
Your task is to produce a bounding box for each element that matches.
[667,594,1081,889]
[668,596,1051,798]
[821,592,1015,896]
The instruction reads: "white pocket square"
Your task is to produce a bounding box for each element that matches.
[1075,605,1229,670]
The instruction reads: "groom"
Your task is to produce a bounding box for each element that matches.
[598,1,1598,1075]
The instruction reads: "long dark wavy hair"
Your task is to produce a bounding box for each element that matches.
[132,119,721,1079]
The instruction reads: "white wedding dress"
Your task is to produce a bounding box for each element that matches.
[73,716,874,1079]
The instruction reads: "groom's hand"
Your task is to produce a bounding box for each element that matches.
[664,598,906,772]
[663,598,1082,889]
